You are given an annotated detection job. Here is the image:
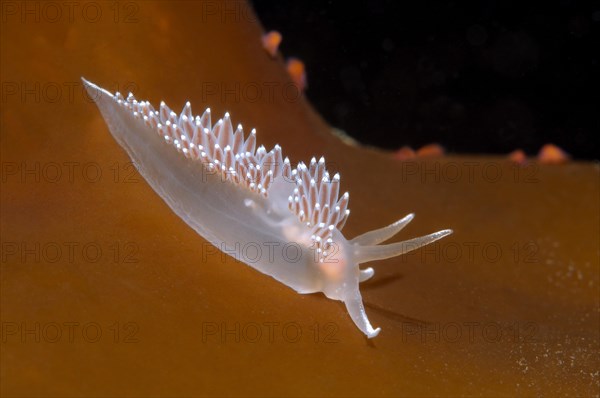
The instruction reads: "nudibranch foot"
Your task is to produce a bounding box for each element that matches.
[344,288,381,338]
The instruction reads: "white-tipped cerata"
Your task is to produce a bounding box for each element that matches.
[82,77,453,339]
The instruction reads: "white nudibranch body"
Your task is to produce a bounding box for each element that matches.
[82,77,452,338]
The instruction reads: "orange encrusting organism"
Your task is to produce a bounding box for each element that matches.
[393,144,444,160]
[508,149,527,165]
[416,143,445,158]
[262,30,282,58]
[538,143,570,164]
[286,57,307,92]
[393,146,417,160]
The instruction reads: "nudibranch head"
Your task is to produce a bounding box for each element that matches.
[82,77,452,339]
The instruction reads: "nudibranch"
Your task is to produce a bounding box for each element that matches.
[82,78,452,338]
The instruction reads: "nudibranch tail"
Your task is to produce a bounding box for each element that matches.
[82,77,452,340]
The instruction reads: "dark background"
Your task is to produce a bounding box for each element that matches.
[252,1,599,160]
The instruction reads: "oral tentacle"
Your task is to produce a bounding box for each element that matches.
[350,213,415,246]
[355,229,453,264]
